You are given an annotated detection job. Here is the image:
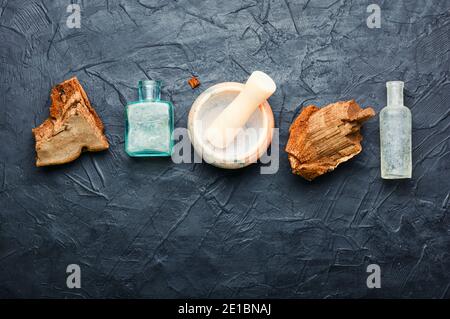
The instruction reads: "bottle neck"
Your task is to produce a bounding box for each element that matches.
[138,80,161,101]
[386,81,404,107]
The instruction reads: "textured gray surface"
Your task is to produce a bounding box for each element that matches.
[0,0,449,298]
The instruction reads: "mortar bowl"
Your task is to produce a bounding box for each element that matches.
[188,82,274,169]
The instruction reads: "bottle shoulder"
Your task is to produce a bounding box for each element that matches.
[380,105,411,115]
[380,106,411,125]
[126,99,173,108]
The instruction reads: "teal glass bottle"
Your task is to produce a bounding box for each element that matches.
[125,80,174,157]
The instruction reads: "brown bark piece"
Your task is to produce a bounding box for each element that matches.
[286,100,375,181]
[32,77,109,167]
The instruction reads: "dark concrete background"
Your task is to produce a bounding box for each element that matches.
[0,0,449,298]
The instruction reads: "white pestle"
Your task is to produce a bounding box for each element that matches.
[205,71,276,149]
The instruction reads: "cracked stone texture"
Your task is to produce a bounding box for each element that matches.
[0,0,449,299]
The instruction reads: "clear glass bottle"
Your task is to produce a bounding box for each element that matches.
[380,81,412,179]
[125,80,174,157]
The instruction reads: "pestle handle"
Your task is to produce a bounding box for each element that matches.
[206,71,276,149]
